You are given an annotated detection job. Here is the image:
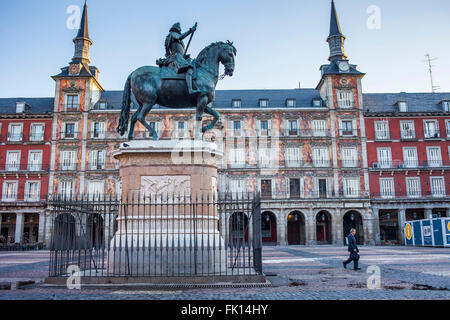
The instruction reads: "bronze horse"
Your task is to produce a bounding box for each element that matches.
[117,41,236,140]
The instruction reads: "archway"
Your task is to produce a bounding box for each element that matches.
[54,213,76,250]
[87,213,104,249]
[261,212,277,245]
[343,211,364,245]
[229,212,249,246]
[316,211,332,244]
[287,211,305,245]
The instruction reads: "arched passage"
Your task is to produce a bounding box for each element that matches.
[87,213,104,249]
[261,211,277,245]
[287,211,305,245]
[343,210,364,245]
[53,213,76,250]
[229,212,248,246]
[316,211,332,244]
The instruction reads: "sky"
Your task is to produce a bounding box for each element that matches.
[0,0,449,98]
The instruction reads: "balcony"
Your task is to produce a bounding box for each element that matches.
[228,162,247,169]
[62,104,81,112]
[285,160,303,168]
[0,163,50,172]
[341,160,359,168]
[339,129,358,137]
[371,191,448,201]
[312,160,331,168]
[424,132,441,140]
[400,130,417,141]
[374,131,391,141]
[1,193,47,203]
[6,133,23,143]
[87,162,119,171]
[59,130,80,140]
[89,131,124,140]
[59,163,78,171]
[283,129,331,138]
[370,160,450,170]
[28,133,45,142]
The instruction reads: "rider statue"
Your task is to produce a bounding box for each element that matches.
[157,22,199,96]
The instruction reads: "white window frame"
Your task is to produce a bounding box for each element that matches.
[6,151,21,171]
[258,147,274,168]
[285,147,302,168]
[89,150,106,170]
[91,121,107,139]
[229,179,246,196]
[24,181,40,202]
[259,178,274,199]
[336,89,354,109]
[232,100,241,108]
[229,120,242,137]
[145,121,162,138]
[259,99,269,108]
[88,180,104,199]
[314,177,332,198]
[286,119,299,136]
[312,119,327,137]
[374,121,389,140]
[379,178,395,199]
[445,120,450,138]
[427,146,442,167]
[286,99,296,108]
[228,147,246,168]
[341,147,358,168]
[312,147,330,167]
[257,119,272,136]
[28,150,43,171]
[406,177,421,198]
[377,148,392,168]
[60,150,77,171]
[423,119,439,139]
[430,176,445,198]
[403,147,418,168]
[2,181,18,202]
[287,177,304,199]
[343,178,360,198]
[62,121,78,139]
[29,123,45,141]
[398,101,408,112]
[58,180,74,198]
[400,121,415,139]
[7,123,23,142]
[174,120,189,139]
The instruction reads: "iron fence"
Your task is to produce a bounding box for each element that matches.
[48,192,262,278]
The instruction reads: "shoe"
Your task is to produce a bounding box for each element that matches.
[343,262,347,269]
[354,268,362,271]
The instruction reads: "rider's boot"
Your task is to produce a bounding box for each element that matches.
[186,73,200,95]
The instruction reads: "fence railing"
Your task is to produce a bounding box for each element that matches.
[48,192,262,278]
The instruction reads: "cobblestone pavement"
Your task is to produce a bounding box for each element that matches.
[0,246,449,300]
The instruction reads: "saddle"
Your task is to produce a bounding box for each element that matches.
[158,65,198,81]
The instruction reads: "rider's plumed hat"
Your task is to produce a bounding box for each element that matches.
[170,22,182,33]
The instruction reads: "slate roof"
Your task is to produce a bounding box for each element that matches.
[76,1,90,40]
[320,60,364,77]
[363,92,450,114]
[53,65,99,78]
[0,97,53,115]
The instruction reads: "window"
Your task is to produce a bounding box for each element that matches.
[337,90,354,109]
[442,101,450,112]
[312,99,322,107]
[92,122,106,138]
[286,99,296,107]
[285,147,301,167]
[430,177,445,197]
[402,147,418,168]
[288,120,298,136]
[260,179,272,198]
[63,122,76,139]
[446,120,450,138]
[230,120,241,137]
[232,99,241,108]
[30,124,45,141]
[400,121,415,139]
[6,151,20,171]
[289,178,303,198]
[66,95,79,110]
[146,121,162,138]
[59,180,73,198]
[88,181,104,199]
[259,99,269,108]
[377,148,392,168]
[312,120,327,137]
[380,178,395,198]
[89,150,106,170]
[229,179,246,195]
[25,181,40,201]
[60,150,77,170]
[343,178,359,198]
[258,147,273,168]
[341,148,358,167]
[398,101,407,112]
[341,120,354,136]
[259,119,271,136]
[313,147,330,167]
[98,102,107,110]
[16,102,25,113]
[316,178,330,198]
[427,147,442,167]
[2,181,18,201]
[28,151,42,171]
[228,148,245,168]
[374,121,389,140]
[7,123,23,141]
[424,120,439,138]
[406,178,421,198]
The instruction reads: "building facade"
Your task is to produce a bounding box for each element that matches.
[0,1,448,247]
[0,99,52,245]
[365,94,450,245]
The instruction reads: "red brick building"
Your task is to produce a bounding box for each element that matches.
[0,99,53,245]
[364,94,450,244]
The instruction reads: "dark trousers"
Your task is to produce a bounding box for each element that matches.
[344,251,359,269]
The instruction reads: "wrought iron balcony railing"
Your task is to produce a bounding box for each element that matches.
[0,163,50,172]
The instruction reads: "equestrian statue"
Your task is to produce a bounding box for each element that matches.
[117,22,237,141]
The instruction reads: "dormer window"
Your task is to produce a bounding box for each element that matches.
[232,99,241,108]
[397,101,408,112]
[16,102,26,113]
[312,99,322,107]
[441,101,450,112]
[259,99,269,108]
[98,102,107,110]
[286,99,296,108]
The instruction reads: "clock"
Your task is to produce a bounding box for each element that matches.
[338,61,350,72]
[69,63,80,75]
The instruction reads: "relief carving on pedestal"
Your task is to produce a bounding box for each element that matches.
[140,175,191,202]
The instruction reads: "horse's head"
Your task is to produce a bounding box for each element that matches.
[219,41,237,76]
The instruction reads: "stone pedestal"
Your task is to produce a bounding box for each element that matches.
[109,140,225,275]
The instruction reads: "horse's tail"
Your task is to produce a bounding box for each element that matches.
[117,74,132,136]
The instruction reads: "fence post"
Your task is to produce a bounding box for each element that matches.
[252,192,263,274]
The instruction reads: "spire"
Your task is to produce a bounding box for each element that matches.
[76,0,90,40]
[72,0,92,65]
[327,0,347,61]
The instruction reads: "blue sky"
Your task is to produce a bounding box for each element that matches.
[0,0,449,98]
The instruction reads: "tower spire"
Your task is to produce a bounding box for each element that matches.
[72,0,92,65]
[327,0,347,61]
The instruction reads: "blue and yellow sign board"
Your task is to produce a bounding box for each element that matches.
[404,223,414,246]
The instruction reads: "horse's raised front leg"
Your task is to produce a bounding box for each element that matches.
[137,103,158,141]
[202,105,220,133]
[194,95,208,140]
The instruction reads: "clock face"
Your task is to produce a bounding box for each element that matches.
[339,61,349,72]
[69,64,80,75]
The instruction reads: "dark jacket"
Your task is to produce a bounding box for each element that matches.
[347,233,359,253]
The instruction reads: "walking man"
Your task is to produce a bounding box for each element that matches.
[343,228,361,270]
